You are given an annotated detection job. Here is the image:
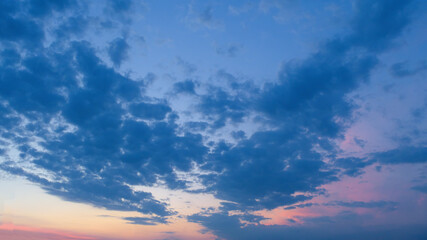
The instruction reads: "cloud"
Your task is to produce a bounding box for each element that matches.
[0,1,45,48]
[332,147,427,176]
[103,0,138,24]
[193,0,416,213]
[294,200,398,210]
[200,129,336,211]
[284,200,398,211]
[324,201,398,211]
[108,0,133,14]
[186,4,222,30]
[216,44,242,57]
[108,37,130,67]
[228,4,254,15]
[129,102,172,120]
[189,211,427,240]
[0,37,207,218]
[28,0,77,18]
[199,7,213,24]
[284,203,319,210]
[123,216,169,225]
[348,0,415,52]
[411,184,427,194]
[176,57,197,75]
[55,15,89,39]
[196,86,248,129]
[333,157,373,177]
[0,1,423,236]
[258,40,377,137]
[258,0,299,23]
[184,121,209,131]
[390,61,427,77]
[373,147,427,165]
[231,130,246,140]
[172,80,197,95]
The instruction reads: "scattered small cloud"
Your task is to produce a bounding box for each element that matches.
[216,43,242,57]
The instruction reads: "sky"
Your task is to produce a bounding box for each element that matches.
[0,0,426,239]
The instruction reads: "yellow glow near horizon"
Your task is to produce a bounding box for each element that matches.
[0,175,216,240]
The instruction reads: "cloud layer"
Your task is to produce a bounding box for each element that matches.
[0,0,426,239]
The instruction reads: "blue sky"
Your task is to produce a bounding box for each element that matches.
[0,0,426,239]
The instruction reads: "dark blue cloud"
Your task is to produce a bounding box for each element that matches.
[0,48,20,66]
[390,61,427,77]
[0,0,85,49]
[199,7,213,24]
[103,0,136,24]
[108,37,130,67]
[258,40,377,137]
[284,203,319,210]
[332,147,427,176]
[258,0,415,135]
[333,157,374,177]
[197,86,247,129]
[353,137,367,148]
[0,53,68,115]
[1,163,172,216]
[172,80,197,95]
[324,201,398,211]
[189,211,427,240]
[374,147,427,165]
[28,0,76,18]
[186,3,221,30]
[0,0,423,235]
[193,70,258,129]
[0,1,44,48]
[193,0,415,214]
[130,102,172,120]
[55,15,89,39]
[123,216,169,225]
[200,129,337,211]
[216,44,241,57]
[176,57,197,75]
[184,121,209,131]
[108,0,133,14]
[411,184,427,194]
[284,200,398,211]
[231,130,246,140]
[0,37,207,217]
[348,0,415,52]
